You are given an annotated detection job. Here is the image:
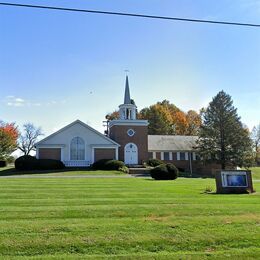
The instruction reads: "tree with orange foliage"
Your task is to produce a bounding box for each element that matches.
[0,121,19,160]
[105,111,120,120]
[139,100,201,135]
[186,110,202,135]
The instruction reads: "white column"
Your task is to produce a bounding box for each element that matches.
[185,152,189,161]
[91,148,95,164]
[169,152,173,160]
[177,152,180,161]
[61,148,64,161]
[115,147,119,160]
[161,152,164,160]
[36,148,39,159]
[153,152,156,159]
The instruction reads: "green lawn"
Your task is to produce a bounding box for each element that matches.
[250,167,260,180]
[0,171,259,259]
[0,167,126,176]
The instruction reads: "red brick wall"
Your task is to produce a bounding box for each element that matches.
[109,125,148,164]
[94,148,116,162]
[39,148,61,160]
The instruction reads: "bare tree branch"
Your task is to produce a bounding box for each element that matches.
[18,123,43,155]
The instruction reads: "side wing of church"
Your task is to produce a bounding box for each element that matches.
[35,120,120,167]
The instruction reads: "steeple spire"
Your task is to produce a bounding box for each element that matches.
[124,75,131,104]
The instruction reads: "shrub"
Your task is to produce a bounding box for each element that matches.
[92,159,111,170]
[37,159,65,170]
[118,165,129,174]
[15,155,38,170]
[150,163,178,180]
[146,158,164,167]
[105,160,125,170]
[92,159,125,171]
[15,156,65,171]
[0,161,7,167]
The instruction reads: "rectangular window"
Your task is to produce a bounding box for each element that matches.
[148,152,153,159]
[164,152,170,160]
[180,152,186,160]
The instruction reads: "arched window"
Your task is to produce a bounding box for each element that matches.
[70,137,85,160]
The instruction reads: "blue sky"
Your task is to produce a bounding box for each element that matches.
[1,0,260,137]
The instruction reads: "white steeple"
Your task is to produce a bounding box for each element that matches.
[119,76,137,120]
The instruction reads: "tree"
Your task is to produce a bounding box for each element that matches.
[251,123,260,165]
[139,100,201,135]
[196,91,253,169]
[0,121,19,160]
[139,104,175,135]
[186,110,202,135]
[18,123,43,155]
[105,110,120,120]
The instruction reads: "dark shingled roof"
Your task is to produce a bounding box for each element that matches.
[148,135,198,151]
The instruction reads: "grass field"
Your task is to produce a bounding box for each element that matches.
[0,167,126,176]
[251,167,260,180]
[0,168,259,259]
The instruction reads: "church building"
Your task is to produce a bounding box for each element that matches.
[35,76,214,175]
[35,76,148,166]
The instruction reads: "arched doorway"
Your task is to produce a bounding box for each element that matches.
[124,143,138,165]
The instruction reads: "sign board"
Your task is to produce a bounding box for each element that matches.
[215,170,254,194]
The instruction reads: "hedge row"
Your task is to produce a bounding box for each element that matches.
[15,155,65,171]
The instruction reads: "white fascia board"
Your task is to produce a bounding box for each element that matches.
[36,144,66,148]
[109,120,148,127]
[36,119,120,146]
[91,144,120,148]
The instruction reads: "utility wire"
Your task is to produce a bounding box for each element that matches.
[0,2,260,28]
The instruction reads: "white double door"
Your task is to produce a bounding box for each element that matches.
[124,143,138,165]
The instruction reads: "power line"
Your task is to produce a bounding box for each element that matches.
[0,2,260,28]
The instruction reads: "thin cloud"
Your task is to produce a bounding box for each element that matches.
[4,96,67,107]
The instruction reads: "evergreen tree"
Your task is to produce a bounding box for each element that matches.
[196,91,253,169]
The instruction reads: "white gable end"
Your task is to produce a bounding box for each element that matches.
[38,122,116,146]
[36,120,119,164]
